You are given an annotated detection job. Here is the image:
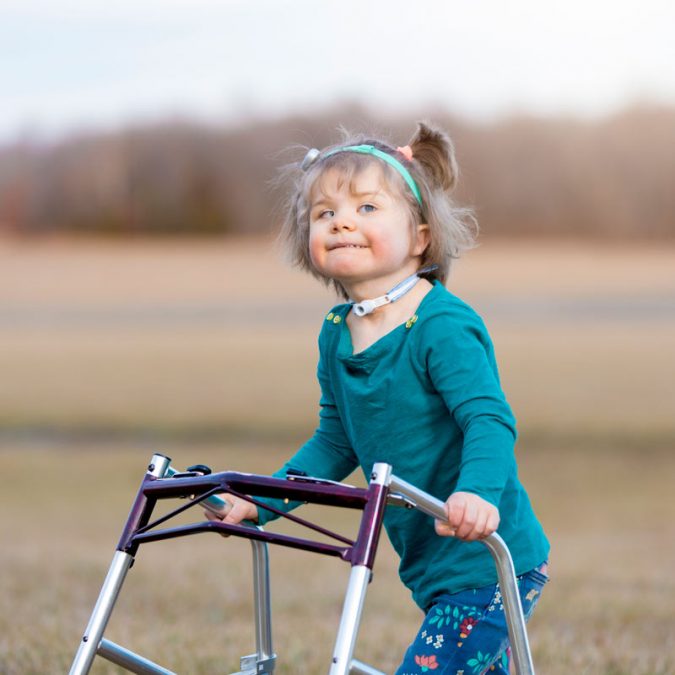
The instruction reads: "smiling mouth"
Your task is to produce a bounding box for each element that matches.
[329,243,367,250]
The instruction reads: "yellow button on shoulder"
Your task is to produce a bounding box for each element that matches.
[333,315,342,324]
[326,312,334,321]
[405,314,419,329]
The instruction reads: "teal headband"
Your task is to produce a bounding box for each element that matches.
[316,144,423,206]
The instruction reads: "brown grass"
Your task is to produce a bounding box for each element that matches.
[1,238,674,438]
[1,238,674,673]
[1,441,673,674]
[1,322,674,443]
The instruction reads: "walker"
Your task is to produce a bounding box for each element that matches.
[70,454,536,674]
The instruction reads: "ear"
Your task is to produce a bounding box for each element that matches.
[412,223,430,256]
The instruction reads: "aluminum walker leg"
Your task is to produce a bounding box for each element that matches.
[389,474,536,675]
[69,550,134,675]
[70,453,172,675]
[328,565,372,675]
[329,463,392,675]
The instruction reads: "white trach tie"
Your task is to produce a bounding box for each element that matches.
[350,266,438,317]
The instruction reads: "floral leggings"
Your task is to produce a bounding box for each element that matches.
[395,563,549,675]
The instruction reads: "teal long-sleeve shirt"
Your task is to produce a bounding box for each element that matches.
[258,281,550,610]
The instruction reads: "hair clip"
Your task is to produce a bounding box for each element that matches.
[396,145,414,162]
[301,148,321,171]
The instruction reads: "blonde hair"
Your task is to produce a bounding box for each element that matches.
[276,122,477,299]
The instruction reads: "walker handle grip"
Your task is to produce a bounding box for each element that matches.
[164,466,232,515]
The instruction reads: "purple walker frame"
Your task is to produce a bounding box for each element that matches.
[70,454,535,675]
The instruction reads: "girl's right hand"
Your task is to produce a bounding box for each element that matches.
[435,491,499,541]
[204,494,259,526]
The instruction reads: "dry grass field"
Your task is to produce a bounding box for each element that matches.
[1,237,674,674]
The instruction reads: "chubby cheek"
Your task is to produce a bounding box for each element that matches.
[308,230,326,272]
[370,234,409,263]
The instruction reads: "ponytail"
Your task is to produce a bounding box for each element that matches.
[408,122,459,193]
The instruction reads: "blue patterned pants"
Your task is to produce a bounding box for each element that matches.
[395,563,549,675]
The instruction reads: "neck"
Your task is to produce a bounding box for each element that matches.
[342,261,423,304]
[345,264,436,318]
[349,277,434,327]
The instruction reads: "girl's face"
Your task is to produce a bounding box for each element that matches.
[307,164,429,295]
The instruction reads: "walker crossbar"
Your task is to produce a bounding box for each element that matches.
[70,454,535,675]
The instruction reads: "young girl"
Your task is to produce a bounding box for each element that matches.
[210,122,550,674]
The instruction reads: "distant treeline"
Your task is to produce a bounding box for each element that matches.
[1,104,674,238]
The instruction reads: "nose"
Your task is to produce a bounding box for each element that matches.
[331,212,356,233]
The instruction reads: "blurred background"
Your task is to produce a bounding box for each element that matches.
[1,1,674,673]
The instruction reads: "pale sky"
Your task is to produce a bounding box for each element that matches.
[1,0,674,142]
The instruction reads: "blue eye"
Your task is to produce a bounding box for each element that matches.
[318,209,334,219]
[359,204,376,213]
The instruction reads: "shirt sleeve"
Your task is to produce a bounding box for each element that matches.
[420,309,517,507]
[256,324,358,526]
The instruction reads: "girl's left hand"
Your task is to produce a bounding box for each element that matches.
[435,491,500,541]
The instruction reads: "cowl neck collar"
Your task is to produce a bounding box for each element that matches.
[337,280,442,371]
